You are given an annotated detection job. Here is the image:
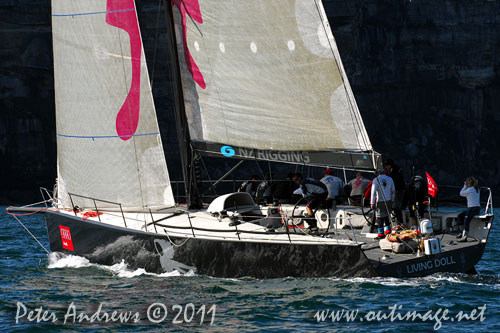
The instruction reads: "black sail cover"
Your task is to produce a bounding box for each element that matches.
[171,0,380,170]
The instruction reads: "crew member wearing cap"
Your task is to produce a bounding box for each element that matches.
[320,168,344,209]
[370,169,395,238]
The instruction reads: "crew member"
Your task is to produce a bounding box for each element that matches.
[255,173,273,205]
[347,172,370,206]
[292,173,328,232]
[271,172,297,204]
[320,168,344,209]
[370,169,395,238]
[457,177,480,242]
[408,175,428,227]
[238,175,259,199]
[385,159,405,225]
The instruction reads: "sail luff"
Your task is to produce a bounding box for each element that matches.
[313,0,373,152]
[312,0,379,171]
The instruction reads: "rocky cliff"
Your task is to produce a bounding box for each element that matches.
[2,0,499,204]
[326,0,500,200]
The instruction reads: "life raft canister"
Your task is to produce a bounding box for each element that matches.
[420,219,433,235]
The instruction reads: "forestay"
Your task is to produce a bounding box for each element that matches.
[171,0,377,168]
[52,0,174,210]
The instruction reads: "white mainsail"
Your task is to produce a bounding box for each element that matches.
[52,0,174,210]
[172,0,373,153]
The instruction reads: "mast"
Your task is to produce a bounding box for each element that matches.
[164,0,201,209]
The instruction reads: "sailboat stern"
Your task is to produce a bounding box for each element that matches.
[363,213,494,278]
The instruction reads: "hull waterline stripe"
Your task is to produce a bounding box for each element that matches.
[57,132,159,140]
[52,9,135,18]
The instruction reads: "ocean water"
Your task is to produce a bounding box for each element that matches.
[1,206,499,332]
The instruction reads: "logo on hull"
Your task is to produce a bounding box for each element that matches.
[59,225,74,251]
[406,255,456,274]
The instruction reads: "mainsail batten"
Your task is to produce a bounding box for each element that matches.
[172,0,376,168]
[52,0,175,210]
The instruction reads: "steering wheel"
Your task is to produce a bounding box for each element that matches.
[361,197,375,225]
[283,196,310,229]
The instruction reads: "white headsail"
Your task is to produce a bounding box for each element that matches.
[171,0,373,160]
[52,0,174,210]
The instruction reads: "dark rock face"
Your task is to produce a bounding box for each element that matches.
[326,0,500,199]
[0,1,55,203]
[2,0,499,204]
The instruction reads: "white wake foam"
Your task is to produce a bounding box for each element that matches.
[328,273,474,287]
[48,252,92,269]
[47,252,195,278]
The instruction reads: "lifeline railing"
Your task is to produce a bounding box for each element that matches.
[66,192,128,226]
[148,214,355,245]
[46,181,498,245]
[10,181,493,255]
[46,177,496,232]
[41,187,358,245]
[481,187,494,216]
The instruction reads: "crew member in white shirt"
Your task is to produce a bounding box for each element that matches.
[457,177,481,242]
[370,169,395,238]
[320,168,344,209]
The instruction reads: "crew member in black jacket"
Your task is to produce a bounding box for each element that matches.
[292,173,328,232]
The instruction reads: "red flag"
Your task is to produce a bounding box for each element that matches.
[426,172,438,197]
[363,180,374,200]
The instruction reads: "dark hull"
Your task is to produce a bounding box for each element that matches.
[45,210,488,278]
[369,244,486,278]
[45,211,377,278]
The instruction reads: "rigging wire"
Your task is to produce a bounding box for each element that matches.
[8,213,50,255]
[255,160,266,180]
[150,0,163,88]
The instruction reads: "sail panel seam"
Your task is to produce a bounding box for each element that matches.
[57,132,160,139]
[52,9,135,17]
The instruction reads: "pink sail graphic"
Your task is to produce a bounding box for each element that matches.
[106,0,142,141]
[173,0,206,89]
